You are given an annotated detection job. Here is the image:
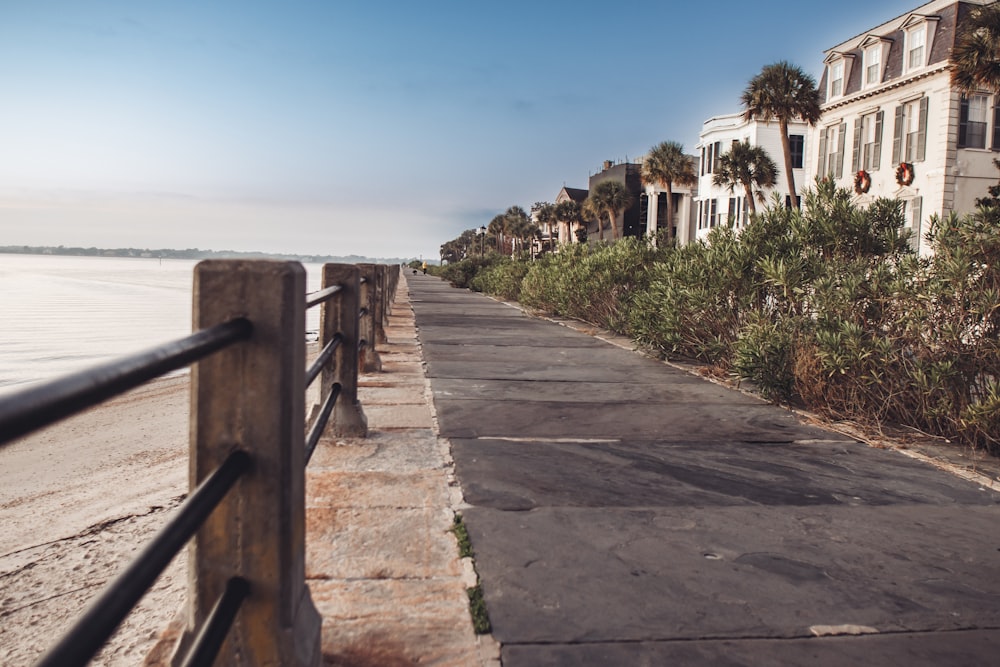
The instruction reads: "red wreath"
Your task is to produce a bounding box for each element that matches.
[896,162,914,186]
[854,170,871,194]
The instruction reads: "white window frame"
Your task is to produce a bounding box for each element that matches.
[864,44,881,86]
[830,60,844,98]
[906,25,926,72]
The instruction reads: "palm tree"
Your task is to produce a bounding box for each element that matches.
[554,199,583,244]
[487,214,506,254]
[741,61,821,209]
[503,205,533,255]
[534,202,557,249]
[585,181,633,241]
[640,141,698,242]
[952,4,1000,93]
[713,141,779,218]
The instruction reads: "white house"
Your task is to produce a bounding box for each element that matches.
[810,0,997,255]
[694,112,810,241]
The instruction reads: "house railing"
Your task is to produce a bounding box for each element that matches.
[0,259,400,667]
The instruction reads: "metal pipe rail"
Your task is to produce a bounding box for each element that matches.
[0,259,401,666]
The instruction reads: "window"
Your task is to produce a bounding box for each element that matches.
[959,94,989,149]
[789,134,804,169]
[892,97,928,163]
[705,144,714,174]
[903,197,923,252]
[852,111,884,172]
[907,27,925,70]
[830,60,844,97]
[709,198,718,228]
[728,197,745,228]
[865,45,881,85]
[713,141,721,172]
[817,122,847,178]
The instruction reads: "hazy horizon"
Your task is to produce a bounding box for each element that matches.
[1,1,922,259]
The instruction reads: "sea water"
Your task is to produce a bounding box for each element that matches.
[0,254,324,395]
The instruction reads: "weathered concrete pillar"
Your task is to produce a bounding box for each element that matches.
[321,264,368,437]
[357,263,382,372]
[186,260,320,666]
[374,265,388,345]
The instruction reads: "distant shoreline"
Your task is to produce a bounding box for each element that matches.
[0,245,412,265]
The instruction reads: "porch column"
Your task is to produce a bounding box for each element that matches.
[646,187,659,243]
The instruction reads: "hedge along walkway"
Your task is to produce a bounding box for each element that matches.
[407,272,1000,667]
[306,273,499,666]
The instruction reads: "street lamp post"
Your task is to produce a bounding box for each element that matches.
[479,226,487,256]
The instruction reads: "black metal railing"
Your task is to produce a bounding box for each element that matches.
[0,259,400,667]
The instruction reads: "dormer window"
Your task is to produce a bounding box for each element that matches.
[907,26,925,70]
[865,45,881,85]
[831,60,844,97]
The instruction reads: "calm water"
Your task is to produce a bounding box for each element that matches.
[0,254,324,395]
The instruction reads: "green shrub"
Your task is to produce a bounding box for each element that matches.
[470,258,530,300]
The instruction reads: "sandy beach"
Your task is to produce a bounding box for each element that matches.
[0,374,191,666]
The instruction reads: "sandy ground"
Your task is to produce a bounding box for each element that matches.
[0,375,191,666]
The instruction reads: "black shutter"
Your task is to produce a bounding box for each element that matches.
[916,96,928,161]
[837,122,848,178]
[959,96,969,148]
[818,127,828,176]
[873,110,884,170]
[892,105,904,164]
[992,101,1000,151]
[852,117,863,172]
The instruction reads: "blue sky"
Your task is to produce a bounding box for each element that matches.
[0,0,923,260]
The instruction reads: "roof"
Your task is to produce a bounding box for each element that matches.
[557,187,589,203]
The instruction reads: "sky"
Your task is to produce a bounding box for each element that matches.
[0,0,926,260]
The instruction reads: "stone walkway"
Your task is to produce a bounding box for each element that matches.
[306,273,499,666]
[407,272,1000,666]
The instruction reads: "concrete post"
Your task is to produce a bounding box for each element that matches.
[357,263,382,373]
[321,264,368,437]
[186,260,320,666]
[374,265,388,345]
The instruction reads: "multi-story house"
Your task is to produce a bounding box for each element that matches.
[694,112,809,241]
[584,160,646,242]
[812,0,996,255]
[637,154,699,245]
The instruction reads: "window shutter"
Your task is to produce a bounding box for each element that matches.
[852,117,863,172]
[872,111,884,170]
[818,127,828,176]
[911,196,923,252]
[959,96,969,148]
[836,122,848,177]
[916,96,928,161]
[892,104,904,164]
[993,101,1000,151]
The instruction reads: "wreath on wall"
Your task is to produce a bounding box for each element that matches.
[854,170,871,194]
[896,162,914,186]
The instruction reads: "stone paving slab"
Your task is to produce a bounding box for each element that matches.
[311,579,481,667]
[428,376,773,404]
[462,504,1000,644]
[501,630,1000,667]
[433,397,842,442]
[450,437,997,510]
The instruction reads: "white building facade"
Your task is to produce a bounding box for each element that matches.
[810,0,997,255]
[694,113,809,242]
